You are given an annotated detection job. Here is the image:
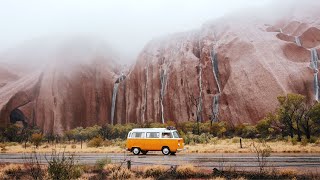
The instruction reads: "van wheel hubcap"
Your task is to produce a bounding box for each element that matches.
[133,148,140,155]
[162,148,170,155]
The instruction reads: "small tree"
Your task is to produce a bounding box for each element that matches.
[31,133,43,148]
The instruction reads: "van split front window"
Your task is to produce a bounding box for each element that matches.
[173,131,180,138]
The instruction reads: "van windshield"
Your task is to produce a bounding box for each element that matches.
[173,131,180,138]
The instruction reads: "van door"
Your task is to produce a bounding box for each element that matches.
[146,132,161,150]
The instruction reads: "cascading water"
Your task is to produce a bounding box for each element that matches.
[110,74,125,125]
[160,68,167,124]
[196,64,203,122]
[141,62,149,123]
[210,48,221,122]
[295,36,302,46]
[279,28,283,33]
[212,95,219,122]
[310,48,319,101]
[211,49,221,93]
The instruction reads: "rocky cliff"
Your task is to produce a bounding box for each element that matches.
[1,7,320,134]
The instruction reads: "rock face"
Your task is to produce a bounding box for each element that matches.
[1,5,320,134]
[0,38,120,134]
[115,9,320,126]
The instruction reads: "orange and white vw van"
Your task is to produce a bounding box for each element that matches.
[126,127,184,155]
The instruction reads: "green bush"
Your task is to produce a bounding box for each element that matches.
[31,133,43,148]
[95,157,111,171]
[87,137,104,148]
[301,138,309,146]
[47,151,83,180]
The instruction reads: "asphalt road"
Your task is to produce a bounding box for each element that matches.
[0,153,320,170]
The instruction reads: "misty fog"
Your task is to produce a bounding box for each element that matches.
[0,0,276,64]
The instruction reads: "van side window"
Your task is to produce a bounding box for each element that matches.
[131,132,145,138]
[161,132,172,138]
[146,132,159,138]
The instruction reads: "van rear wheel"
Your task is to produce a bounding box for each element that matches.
[162,147,170,155]
[132,147,140,155]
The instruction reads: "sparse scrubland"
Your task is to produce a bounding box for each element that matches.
[0,93,320,179]
[0,156,319,180]
[0,94,319,154]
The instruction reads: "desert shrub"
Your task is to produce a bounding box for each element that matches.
[183,132,213,145]
[289,136,298,145]
[251,142,272,173]
[0,143,7,152]
[309,136,317,143]
[31,133,43,148]
[2,164,23,178]
[103,139,113,146]
[87,137,104,147]
[301,137,309,146]
[112,139,126,148]
[143,165,167,177]
[103,164,120,173]
[176,164,198,178]
[209,137,219,144]
[242,125,258,138]
[47,151,83,180]
[25,152,47,180]
[21,142,32,148]
[108,167,135,179]
[3,124,22,142]
[95,157,111,171]
[71,144,76,149]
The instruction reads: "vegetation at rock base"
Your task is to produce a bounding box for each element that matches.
[0,93,319,150]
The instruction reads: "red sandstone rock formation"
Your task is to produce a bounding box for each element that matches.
[1,4,320,134]
[0,38,120,134]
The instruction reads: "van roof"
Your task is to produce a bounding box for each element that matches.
[131,128,174,132]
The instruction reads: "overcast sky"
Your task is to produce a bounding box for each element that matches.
[0,0,274,62]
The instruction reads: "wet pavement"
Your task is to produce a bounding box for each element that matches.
[0,152,320,171]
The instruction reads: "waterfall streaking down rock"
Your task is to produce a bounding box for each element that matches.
[196,64,203,122]
[295,36,302,46]
[279,28,283,33]
[110,74,126,125]
[210,48,221,122]
[110,83,119,125]
[141,62,149,123]
[212,95,220,122]
[310,48,319,101]
[160,68,168,124]
[211,49,221,93]
[314,74,319,101]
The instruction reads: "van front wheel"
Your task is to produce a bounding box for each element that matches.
[162,147,170,155]
[132,147,140,155]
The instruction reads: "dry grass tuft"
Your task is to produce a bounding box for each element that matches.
[0,164,23,178]
[103,163,121,173]
[108,167,135,179]
[143,165,168,177]
[176,164,198,177]
[277,168,298,177]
